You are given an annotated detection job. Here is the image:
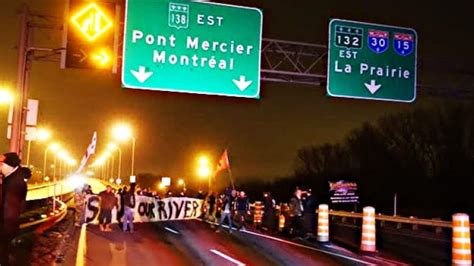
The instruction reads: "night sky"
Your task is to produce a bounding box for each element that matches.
[0,0,472,187]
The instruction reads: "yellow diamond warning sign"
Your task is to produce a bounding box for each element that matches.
[71,3,112,41]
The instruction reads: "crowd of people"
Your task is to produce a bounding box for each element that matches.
[74,180,318,240]
[200,188,278,233]
[201,186,318,238]
[74,183,137,232]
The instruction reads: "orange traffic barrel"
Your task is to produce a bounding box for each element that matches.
[278,214,285,232]
[360,206,376,252]
[317,204,329,242]
[253,201,263,225]
[452,213,471,265]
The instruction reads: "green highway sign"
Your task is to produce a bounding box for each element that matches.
[327,19,417,103]
[122,0,263,98]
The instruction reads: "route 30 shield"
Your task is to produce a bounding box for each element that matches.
[368,30,389,54]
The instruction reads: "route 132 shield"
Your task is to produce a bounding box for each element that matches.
[368,30,389,54]
[393,33,414,56]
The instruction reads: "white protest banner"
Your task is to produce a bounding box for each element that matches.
[83,195,204,224]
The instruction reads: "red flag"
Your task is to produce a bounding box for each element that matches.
[215,150,230,174]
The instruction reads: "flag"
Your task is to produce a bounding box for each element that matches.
[215,149,230,174]
[76,131,97,173]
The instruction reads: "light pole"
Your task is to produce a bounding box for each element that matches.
[112,123,136,177]
[108,143,122,181]
[26,128,50,167]
[131,137,136,176]
[178,179,186,191]
[57,150,68,181]
[197,155,212,192]
[43,143,60,180]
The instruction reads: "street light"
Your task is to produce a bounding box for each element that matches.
[26,128,51,167]
[178,178,186,191]
[43,143,60,179]
[197,155,212,191]
[0,88,14,104]
[57,150,69,180]
[112,123,136,176]
[107,142,122,181]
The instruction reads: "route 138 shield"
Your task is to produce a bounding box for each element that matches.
[393,33,414,56]
[368,30,389,54]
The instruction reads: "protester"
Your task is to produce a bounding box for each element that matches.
[98,185,117,232]
[117,187,127,228]
[206,191,217,224]
[302,189,318,236]
[0,152,31,266]
[216,193,234,233]
[289,187,304,237]
[74,185,87,227]
[123,183,136,232]
[196,190,204,199]
[262,192,276,231]
[84,184,93,194]
[235,191,250,231]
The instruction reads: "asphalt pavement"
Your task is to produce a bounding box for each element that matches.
[81,220,374,266]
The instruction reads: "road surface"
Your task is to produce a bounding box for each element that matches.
[79,220,374,266]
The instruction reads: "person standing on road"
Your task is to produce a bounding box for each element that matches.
[206,191,217,224]
[117,186,127,229]
[262,192,276,232]
[303,189,318,236]
[123,183,136,232]
[235,191,250,231]
[74,185,87,227]
[289,187,304,237]
[98,185,117,232]
[0,152,31,266]
[216,193,234,233]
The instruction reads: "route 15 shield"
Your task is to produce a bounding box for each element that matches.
[393,33,414,56]
[368,30,389,54]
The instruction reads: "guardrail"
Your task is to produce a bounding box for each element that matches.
[20,198,68,234]
[250,203,474,231]
[328,210,474,231]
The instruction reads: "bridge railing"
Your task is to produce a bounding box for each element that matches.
[19,198,68,234]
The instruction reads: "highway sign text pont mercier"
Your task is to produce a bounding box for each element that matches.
[122,0,263,98]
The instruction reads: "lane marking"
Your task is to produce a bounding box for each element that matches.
[76,224,87,266]
[198,219,374,265]
[164,226,179,234]
[210,249,246,266]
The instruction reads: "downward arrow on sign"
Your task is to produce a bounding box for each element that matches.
[232,76,253,91]
[131,66,153,83]
[364,80,382,94]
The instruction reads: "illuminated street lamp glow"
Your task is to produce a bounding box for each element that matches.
[58,150,69,159]
[0,89,13,104]
[158,182,166,190]
[37,128,51,141]
[197,165,211,178]
[198,155,209,165]
[112,123,132,142]
[49,143,61,152]
[107,142,118,151]
[178,179,185,186]
[68,159,77,166]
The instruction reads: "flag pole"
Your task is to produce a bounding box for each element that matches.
[227,166,235,191]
